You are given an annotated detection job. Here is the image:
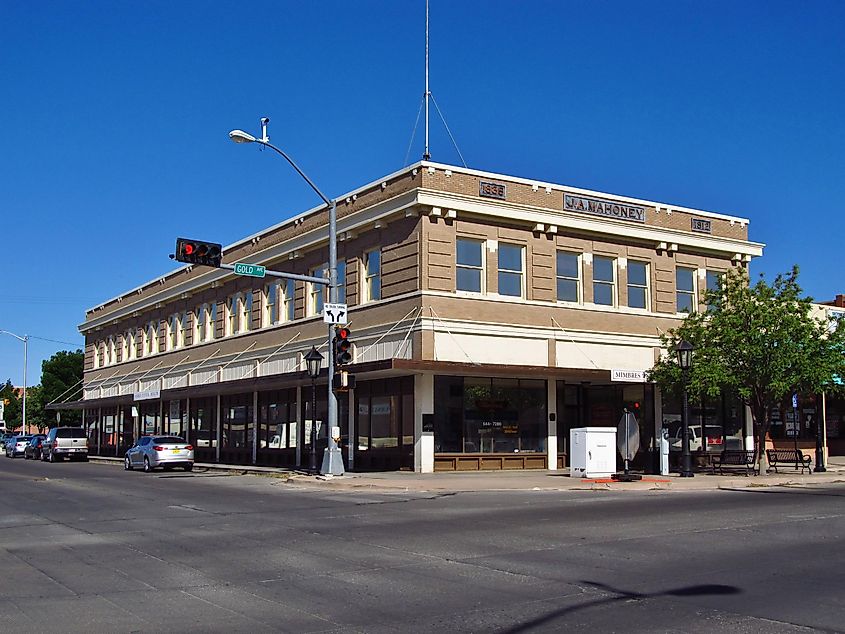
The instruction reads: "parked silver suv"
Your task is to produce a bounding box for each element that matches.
[42,427,88,462]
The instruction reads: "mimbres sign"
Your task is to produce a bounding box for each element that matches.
[564,194,646,223]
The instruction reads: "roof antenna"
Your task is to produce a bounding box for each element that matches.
[423,0,431,161]
[405,0,467,167]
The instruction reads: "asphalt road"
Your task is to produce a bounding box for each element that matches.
[0,457,843,633]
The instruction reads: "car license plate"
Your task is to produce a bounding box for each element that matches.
[172,449,182,454]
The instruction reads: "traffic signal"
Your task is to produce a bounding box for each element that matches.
[333,326,352,366]
[173,238,223,267]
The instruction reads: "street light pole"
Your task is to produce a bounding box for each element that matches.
[230,119,344,476]
[0,330,28,433]
[304,346,323,474]
[676,340,694,478]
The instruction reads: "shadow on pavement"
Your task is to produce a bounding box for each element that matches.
[498,580,740,633]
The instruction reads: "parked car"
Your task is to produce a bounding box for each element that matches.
[124,436,194,472]
[6,435,32,458]
[668,424,743,452]
[24,435,47,460]
[41,427,89,462]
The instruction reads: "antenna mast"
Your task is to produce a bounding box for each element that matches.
[423,0,431,161]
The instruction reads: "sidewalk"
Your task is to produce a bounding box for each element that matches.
[90,455,845,493]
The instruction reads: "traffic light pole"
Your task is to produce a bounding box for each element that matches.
[321,198,345,476]
[227,121,344,475]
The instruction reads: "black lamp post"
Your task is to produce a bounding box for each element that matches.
[676,340,694,478]
[305,346,323,474]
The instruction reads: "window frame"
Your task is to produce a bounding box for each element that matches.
[363,249,382,303]
[676,267,697,313]
[195,305,207,343]
[281,279,295,322]
[592,255,617,307]
[309,263,327,316]
[241,292,253,332]
[456,237,485,294]
[556,250,581,303]
[264,283,278,327]
[497,242,525,298]
[226,294,238,336]
[626,260,650,310]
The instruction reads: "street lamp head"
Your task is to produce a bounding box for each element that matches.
[676,340,694,370]
[304,346,324,379]
[228,129,256,144]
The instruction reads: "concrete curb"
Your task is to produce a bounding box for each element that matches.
[89,455,845,493]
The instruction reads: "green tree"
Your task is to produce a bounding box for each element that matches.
[648,266,845,474]
[39,349,84,427]
[1,379,22,431]
[25,385,49,431]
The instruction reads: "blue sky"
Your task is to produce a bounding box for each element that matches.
[1,0,843,387]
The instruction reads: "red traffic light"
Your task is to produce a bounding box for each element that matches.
[334,326,352,366]
[174,238,222,267]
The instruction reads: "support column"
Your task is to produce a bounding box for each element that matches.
[414,373,434,473]
[347,386,356,470]
[744,404,754,451]
[546,379,557,470]
[215,394,221,463]
[252,390,258,465]
[295,385,302,468]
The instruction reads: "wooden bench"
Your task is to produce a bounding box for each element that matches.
[711,450,757,476]
[766,448,812,474]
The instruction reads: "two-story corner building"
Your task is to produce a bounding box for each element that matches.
[71,161,763,473]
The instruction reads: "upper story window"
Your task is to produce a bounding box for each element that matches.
[363,249,381,302]
[195,305,208,343]
[676,267,697,313]
[168,313,186,349]
[498,243,524,297]
[336,260,347,304]
[705,270,723,310]
[241,292,253,332]
[627,261,649,310]
[107,337,116,365]
[593,256,616,306]
[226,295,238,336]
[264,284,278,327]
[145,322,158,356]
[95,342,103,368]
[309,264,327,316]
[282,279,295,322]
[180,313,188,346]
[122,330,136,362]
[556,251,580,303]
[456,238,484,293]
[208,302,217,339]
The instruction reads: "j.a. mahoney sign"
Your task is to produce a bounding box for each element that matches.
[564,193,645,223]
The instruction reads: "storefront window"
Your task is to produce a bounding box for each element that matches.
[164,400,186,437]
[434,376,546,453]
[663,391,744,452]
[190,398,217,450]
[354,377,413,454]
[222,393,253,450]
[259,389,297,450]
